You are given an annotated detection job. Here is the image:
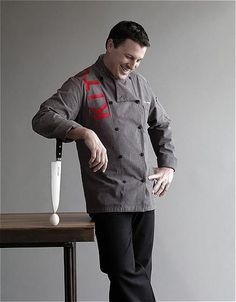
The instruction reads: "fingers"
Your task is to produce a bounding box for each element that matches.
[88,150,97,167]
[153,180,169,197]
[148,174,157,180]
[83,129,108,173]
[159,183,170,197]
[101,156,108,173]
[89,148,108,173]
[152,179,168,197]
[149,167,174,197]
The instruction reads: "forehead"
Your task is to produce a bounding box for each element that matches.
[118,39,147,58]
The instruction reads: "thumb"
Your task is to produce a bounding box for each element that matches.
[148,174,157,180]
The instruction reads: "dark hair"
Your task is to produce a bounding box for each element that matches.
[106,21,150,48]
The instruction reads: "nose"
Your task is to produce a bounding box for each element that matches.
[128,61,137,70]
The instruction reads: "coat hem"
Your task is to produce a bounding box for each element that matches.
[87,204,156,214]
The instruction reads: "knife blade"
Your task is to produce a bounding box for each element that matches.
[51,139,62,213]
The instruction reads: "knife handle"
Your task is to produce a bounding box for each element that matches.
[56,139,63,161]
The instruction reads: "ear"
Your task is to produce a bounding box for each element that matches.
[106,39,114,53]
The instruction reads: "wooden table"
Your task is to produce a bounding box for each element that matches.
[0,212,95,302]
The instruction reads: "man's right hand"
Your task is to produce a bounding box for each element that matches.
[66,127,108,173]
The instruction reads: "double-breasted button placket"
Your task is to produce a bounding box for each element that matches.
[32,54,177,213]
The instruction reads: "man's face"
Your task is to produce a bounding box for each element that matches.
[104,38,147,80]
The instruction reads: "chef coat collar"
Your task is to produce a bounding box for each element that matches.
[93,55,140,103]
[93,54,132,84]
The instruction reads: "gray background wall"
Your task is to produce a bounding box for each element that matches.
[1,1,235,301]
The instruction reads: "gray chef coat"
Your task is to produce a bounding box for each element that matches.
[32,55,177,213]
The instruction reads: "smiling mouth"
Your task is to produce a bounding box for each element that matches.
[120,65,130,74]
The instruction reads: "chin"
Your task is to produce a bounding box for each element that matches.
[117,73,129,80]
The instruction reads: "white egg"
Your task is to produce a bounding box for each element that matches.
[50,213,60,226]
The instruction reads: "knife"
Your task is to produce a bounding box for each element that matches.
[50,139,62,225]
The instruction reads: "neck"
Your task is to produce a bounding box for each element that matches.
[102,54,111,73]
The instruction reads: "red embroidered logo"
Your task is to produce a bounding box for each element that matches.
[78,68,110,121]
[90,103,110,120]
[87,93,105,101]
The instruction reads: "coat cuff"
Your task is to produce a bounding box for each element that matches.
[157,154,177,171]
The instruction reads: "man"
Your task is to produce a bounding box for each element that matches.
[32,21,177,302]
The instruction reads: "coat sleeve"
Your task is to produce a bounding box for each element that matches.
[147,85,177,171]
[32,77,85,142]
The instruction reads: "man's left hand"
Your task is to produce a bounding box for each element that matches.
[148,167,174,197]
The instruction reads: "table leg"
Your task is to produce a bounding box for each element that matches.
[64,242,77,302]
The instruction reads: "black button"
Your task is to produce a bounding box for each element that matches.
[115,127,119,131]
[135,100,140,104]
[141,178,145,183]
[140,153,144,157]
[122,180,126,184]
[138,125,142,129]
[109,101,113,105]
[118,155,123,159]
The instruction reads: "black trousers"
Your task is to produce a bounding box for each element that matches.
[90,210,156,302]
